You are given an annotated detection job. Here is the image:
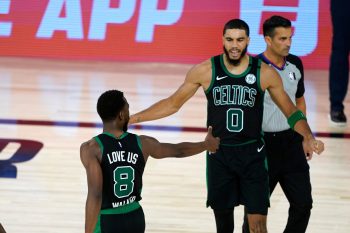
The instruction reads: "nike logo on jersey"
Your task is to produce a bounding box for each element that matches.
[257,144,264,152]
[216,75,228,80]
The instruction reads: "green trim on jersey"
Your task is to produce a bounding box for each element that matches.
[103,131,129,139]
[220,54,252,78]
[93,213,101,233]
[221,139,258,147]
[100,201,141,214]
[94,136,104,155]
[103,131,116,139]
[205,57,216,94]
[256,59,264,94]
[118,132,128,139]
[136,135,142,151]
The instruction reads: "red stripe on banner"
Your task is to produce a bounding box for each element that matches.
[263,0,299,7]
[157,0,168,10]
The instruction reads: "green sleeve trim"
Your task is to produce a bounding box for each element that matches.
[256,59,264,94]
[288,110,307,129]
[136,135,142,151]
[94,136,104,155]
[220,54,252,78]
[205,56,216,94]
[103,131,129,139]
[93,213,101,233]
[100,202,141,215]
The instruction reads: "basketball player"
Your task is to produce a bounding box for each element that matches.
[242,15,315,233]
[80,90,220,233]
[129,19,324,233]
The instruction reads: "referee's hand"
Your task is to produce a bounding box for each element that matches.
[303,138,324,160]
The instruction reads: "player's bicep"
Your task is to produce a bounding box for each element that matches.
[169,80,199,108]
[140,135,178,159]
[169,68,203,108]
[265,68,297,117]
[80,142,103,196]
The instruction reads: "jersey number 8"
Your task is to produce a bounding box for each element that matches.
[113,166,135,198]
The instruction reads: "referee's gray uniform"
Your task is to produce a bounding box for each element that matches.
[260,53,313,233]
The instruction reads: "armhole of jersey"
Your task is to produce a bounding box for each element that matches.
[256,59,264,94]
[205,56,216,94]
[293,56,305,98]
[94,136,104,156]
[135,135,142,151]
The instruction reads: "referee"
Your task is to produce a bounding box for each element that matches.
[243,15,314,233]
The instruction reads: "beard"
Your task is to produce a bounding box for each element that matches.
[223,45,248,66]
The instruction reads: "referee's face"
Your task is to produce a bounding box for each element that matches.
[266,26,292,57]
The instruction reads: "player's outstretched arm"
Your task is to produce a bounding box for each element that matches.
[140,126,220,160]
[129,60,211,124]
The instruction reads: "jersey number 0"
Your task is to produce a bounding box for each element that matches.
[226,108,244,132]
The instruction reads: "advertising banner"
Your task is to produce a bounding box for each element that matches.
[0,0,331,69]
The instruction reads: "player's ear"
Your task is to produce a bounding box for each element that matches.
[118,111,124,120]
[264,36,272,46]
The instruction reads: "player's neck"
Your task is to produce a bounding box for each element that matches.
[103,123,125,138]
[223,54,250,75]
[263,50,285,68]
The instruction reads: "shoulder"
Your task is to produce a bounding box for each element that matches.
[139,135,158,147]
[80,138,99,151]
[260,62,281,90]
[185,58,213,86]
[80,138,101,162]
[138,135,159,158]
[286,54,303,66]
[188,58,212,76]
[260,61,276,75]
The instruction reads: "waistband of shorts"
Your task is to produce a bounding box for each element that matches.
[220,138,265,147]
[100,201,141,215]
[264,129,294,137]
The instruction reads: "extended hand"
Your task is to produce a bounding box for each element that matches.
[205,126,220,153]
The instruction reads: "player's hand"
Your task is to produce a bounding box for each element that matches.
[205,126,220,153]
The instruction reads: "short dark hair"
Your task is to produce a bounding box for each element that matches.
[223,19,250,37]
[97,90,126,122]
[263,15,291,37]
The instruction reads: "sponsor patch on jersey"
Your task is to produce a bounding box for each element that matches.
[289,72,296,80]
[245,74,256,84]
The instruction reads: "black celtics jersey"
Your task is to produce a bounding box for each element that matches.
[94,132,145,210]
[206,54,265,145]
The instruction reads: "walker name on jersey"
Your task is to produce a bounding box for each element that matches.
[107,151,139,165]
[0,139,43,179]
[213,85,257,107]
[112,195,136,208]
